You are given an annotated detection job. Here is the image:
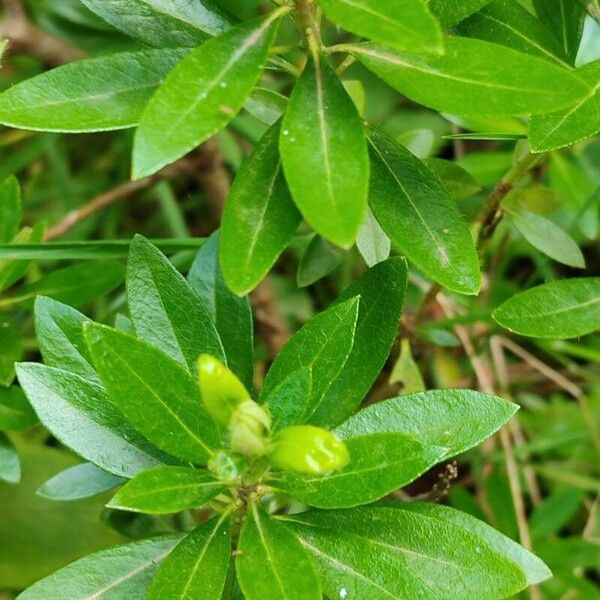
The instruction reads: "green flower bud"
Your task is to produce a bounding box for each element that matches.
[230,399,272,457]
[208,450,244,483]
[270,425,350,474]
[197,354,250,427]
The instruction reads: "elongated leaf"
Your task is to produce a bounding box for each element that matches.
[85,323,220,463]
[309,257,407,426]
[0,177,21,243]
[37,463,124,501]
[280,57,369,248]
[35,296,98,383]
[245,88,288,126]
[336,390,517,458]
[529,61,600,152]
[221,122,301,295]
[81,0,234,47]
[0,386,37,431]
[0,432,20,483]
[458,0,570,66]
[510,209,585,268]
[0,313,22,386]
[317,0,443,54]
[149,516,230,600]
[260,297,360,419]
[493,278,600,338]
[16,363,162,477]
[0,49,188,132]
[133,13,281,178]
[270,432,445,508]
[237,505,320,600]
[425,158,481,198]
[108,466,224,514]
[356,208,391,267]
[18,535,183,600]
[530,487,584,542]
[282,505,533,599]
[351,37,590,115]
[368,128,480,294]
[297,235,344,288]
[188,233,253,389]
[127,235,224,371]
[429,0,495,28]
[265,368,312,431]
[0,223,44,293]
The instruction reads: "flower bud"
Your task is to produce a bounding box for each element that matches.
[197,354,250,427]
[229,399,272,457]
[270,425,349,474]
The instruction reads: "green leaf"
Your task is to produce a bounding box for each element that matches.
[0,432,20,483]
[220,121,301,296]
[244,88,288,126]
[425,158,481,198]
[316,0,443,54]
[351,37,590,115]
[260,297,360,420]
[0,49,188,132]
[0,261,124,309]
[35,296,98,383]
[270,432,445,508]
[336,389,518,458]
[529,61,600,152]
[237,505,321,600]
[509,208,585,268]
[0,177,21,243]
[388,338,425,395]
[16,363,164,477]
[457,0,570,66]
[0,313,22,387]
[429,0,495,28]
[127,235,224,372]
[356,208,391,267]
[0,223,44,293]
[297,235,345,287]
[529,487,584,542]
[81,0,234,47]
[149,516,231,600]
[0,386,37,431]
[37,462,124,501]
[133,13,282,178]
[84,323,221,463]
[18,535,183,600]
[493,278,600,338]
[368,128,481,295]
[108,466,224,514]
[282,505,530,599]
[280,57,369,248]
[532,0,586,64]
[188,232,253,389]
[265,368,312,431]
[309,257,407,427]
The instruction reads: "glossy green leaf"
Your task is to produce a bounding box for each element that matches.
[0,432,20,483]
[0,49,188,132]
[188,233,253,388]
[0,176,21,243]
[0,261,124,309]
[37,462,124,501]
[108,466,224,514]
[244,88,288,126]
[127,235,224,371]
[458,0,570,66]
[34,296,98,383]
[18,535,183,600]
[493,278,600,338]
[0,385,37,431]
[282,504,541,598]
[532,0,586,64]
[237,505,321,600]
[81,0,234,47]
[133,13,282,178]
[529,61,600,152]
[356,208,391,267]
[260,297,360,419]
[309,257,408,426]
[297,235,345,288]
[368,128,481,294]
[351,37,590,115]
[85,323,221,463]
[317,0,443,54]
[280,57,369,248]
[425,158,481,198]
[510,208,585,268]
[149,516,231,600]
[221,122,301,296]
[270,432,445,508]
[336,389,518,458]
[265,368,312,431]
[0,313,22,387]
[429,0,495,28]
